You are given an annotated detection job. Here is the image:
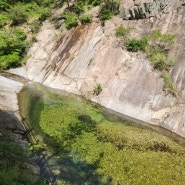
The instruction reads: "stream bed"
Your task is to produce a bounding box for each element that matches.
[19,82,185,185]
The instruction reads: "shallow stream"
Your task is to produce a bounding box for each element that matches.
[19,82,185,185]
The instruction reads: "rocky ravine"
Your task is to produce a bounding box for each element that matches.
[9,0,185,137]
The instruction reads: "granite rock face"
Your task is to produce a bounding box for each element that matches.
[0,76,23,112]
[10,0,185,137]
[120,0,177,20]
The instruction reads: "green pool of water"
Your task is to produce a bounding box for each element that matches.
[19,83,185,185]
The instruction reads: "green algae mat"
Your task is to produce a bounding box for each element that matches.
[19,83,185,185]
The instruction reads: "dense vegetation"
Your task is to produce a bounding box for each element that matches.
[0,0,54,69]
[61,0,120,29]
[0,0,120,69]
[0,129,46,185]
[116,27,176,95]
[20,83,185,185]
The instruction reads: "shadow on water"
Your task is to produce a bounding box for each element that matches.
[36,148,110,185]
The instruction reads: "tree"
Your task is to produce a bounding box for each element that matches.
[9,4,27,25]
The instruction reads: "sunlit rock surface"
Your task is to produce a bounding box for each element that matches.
[10,0,185,137]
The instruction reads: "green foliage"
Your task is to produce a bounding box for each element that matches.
[126,37,148,52]
[71,1,85,16]
[100,8,113,25]
[0,137,46,185]
[29,20,41,33]
[0,0,65,70]
[0,52,20,68]
[88,57,93,66]
[162,70,176,95]
[21,84,185,184]
[52,0,64,8]
[8,4,28,25]
[125,30,176,95]
[149,50,174,71]
[38,9,51,21]
[80,14,92,24]
[93,84,102,95]
[0,141,27,167]
[88,0,101,6]
[150,30,176,44]
[0,14,9,27]
[0,140,46,185]
[0,0,10,11]
[115,26,133,38]
[62,11,78,29]
[0,29,28,68]
[6,2,51,25]
[100,0,119,25]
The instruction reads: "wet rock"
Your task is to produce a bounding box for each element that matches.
[0,110,20,131]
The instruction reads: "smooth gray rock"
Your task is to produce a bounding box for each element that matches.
[120,0,174,20]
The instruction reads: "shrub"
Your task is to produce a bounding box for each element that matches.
[126,37,148,52]
[100,8,113,25]
[162,70,176,95]
[149,51,174,71]
[9,4,28,25]
[100,0,119,25]
[93,84,102,95]
[52,0,64,8]
[0,14,9,27]
[62,11,78,29]
[0,52,20,68]
[38,9,51,22]
[115,26,133,38]
[124,30,176,96]
[71,1,85,16]
[89,0,101,6]
[0,29,27,68]
[0,0,9,11]
[13,28,26,40]
[29,20,41,33]
[150,30,176,44]
[80,14,92,24]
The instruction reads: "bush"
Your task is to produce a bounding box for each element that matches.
[126,37,148,52]
[149,30,176,53]
[93,84,102,95]
[0,29,27,69]
[100,0,119,25]
[0,52,20,68]
[9,4,28,25]
[0,14,9,27]
[150,30,176,44]
[0,0,9,11]
[80,14,92,24]
[149,51,174,71]
[100,8,113,25]
[13,28,26,40]
[124,30,176,95]
[71,1,85,16]
[115,26,133,38]
[62,11,78,29]
[38,9,51,22]
[29,20,41,33]
[88,0,101,6]
[162,70,176,95]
